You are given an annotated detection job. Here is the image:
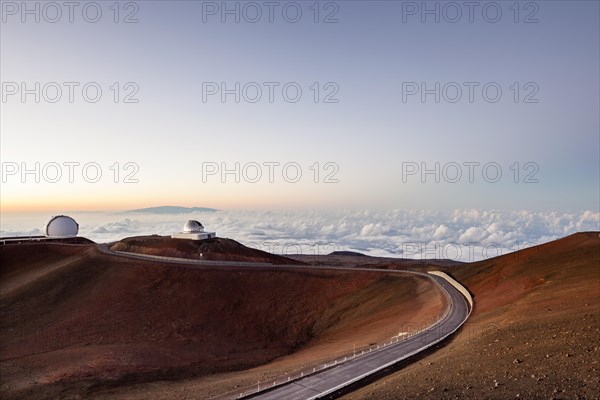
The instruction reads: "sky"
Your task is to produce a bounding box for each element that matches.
[1,1,599,215]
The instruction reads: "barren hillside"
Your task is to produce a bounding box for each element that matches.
[341,232,600,399]
[0,242,446,399]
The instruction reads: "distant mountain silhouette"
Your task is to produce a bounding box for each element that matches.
[124,206,219,214]
[329,250,370,257]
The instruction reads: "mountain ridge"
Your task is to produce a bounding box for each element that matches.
[123,206,219,214]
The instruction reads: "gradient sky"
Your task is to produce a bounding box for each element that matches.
[1,0,598,213]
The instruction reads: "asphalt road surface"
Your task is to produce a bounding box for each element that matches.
[246,274,470,400]
[94,243,471,400]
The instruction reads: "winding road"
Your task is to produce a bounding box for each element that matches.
[95,243,472,400]
[246,273,470,400]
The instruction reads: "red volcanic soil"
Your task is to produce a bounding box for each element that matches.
[4,233,595,400]
[290,252,463,270]
[110,236,304,265]
[0,242,446,399]
[342,232,600,399]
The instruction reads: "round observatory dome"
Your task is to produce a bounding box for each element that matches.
[44,215,79,238]
[182,220,204,233]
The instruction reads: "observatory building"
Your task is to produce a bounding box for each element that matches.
[171,220,216,240]
[44,215,79,238]
[0,214,79,244]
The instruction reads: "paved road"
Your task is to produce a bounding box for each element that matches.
[245,274,470,400]
[96,243,276,267]
[95,243,471,400]
[95,243,438,276]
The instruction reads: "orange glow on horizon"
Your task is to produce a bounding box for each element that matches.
[0,182,351,213]
[0,194,341,213]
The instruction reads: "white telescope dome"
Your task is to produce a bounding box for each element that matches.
[44,215,79,238]
[183,220,204,233]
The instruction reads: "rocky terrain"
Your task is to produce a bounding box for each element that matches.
[110,236,304,265]
[340,232,600,399]
[0,241,445,399]
[1,233,597,399]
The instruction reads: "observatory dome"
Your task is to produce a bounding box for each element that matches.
[183,220,204,233]
[44,215,79,238]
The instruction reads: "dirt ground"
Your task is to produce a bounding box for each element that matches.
[1,233,597,399]
[340,232,600,399]
[109,236,305,264]
[0,241,446,399]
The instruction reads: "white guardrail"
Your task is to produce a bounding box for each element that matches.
[231,270,472,400]
[11,241,472,400]
[428,270,473,308]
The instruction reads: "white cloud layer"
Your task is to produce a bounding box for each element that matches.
[2,209,598,262]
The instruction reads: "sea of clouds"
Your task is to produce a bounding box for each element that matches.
[2,209,598,262]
